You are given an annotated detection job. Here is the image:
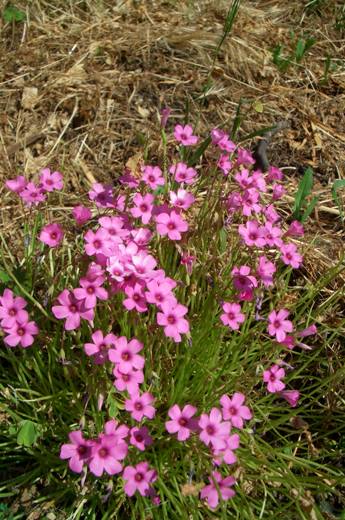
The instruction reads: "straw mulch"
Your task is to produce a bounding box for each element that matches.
[0,0,344,257]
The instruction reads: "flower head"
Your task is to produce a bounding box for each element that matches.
[165,404,197,441]
[220,303,245,331]
[268,309,293,343]
[39,168,63,192]
[263,364,286,393]
[60,431,93,473]
[39,223,64,248]
[157,301,189,343]
[200,471,236,509]
[123,462,157,497]
[155,211,188,241]
[174,124,198,146]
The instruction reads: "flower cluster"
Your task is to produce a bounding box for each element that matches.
[6,168,63,207]
[0,289,39,348]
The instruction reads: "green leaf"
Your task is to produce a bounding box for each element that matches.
[253,100,264,113]
[292,167,314,220]
[0,269,11,283]
[332,179,345,219]
[17,420,39,447]
[188,136,211,166]
[3,5,26,23]
[301,195,319,222]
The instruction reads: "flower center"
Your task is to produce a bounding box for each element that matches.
[273,320,281,329]
[99,343,107,351]
[51,232,57,240]
[87,286,95,294]
[9,308,16,316]
[167,315,176,325]
[78,445,88,456]
[135,472,144,482]
[140,204,148,212]
[17,327,25,336]
[122,373,130,381]
[167,222,176,230]
[229,406,237,415]
[121,351,131,361]
[227,312,234,320]
[206,425,215,435]
[69,304,77,313]
[99,447,108,458]
[135,433,143,442]
[178,417,188,427]
[93,240,101,249]
[46,179,53,185]
[148,175,155,183]
[249,233,257,240]
[134,402,143,411]
[133,294,140,302]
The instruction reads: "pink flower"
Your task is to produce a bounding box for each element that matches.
[238,220,266,247]
[234,169,253,190]
[131,228,152,248]
[145,279,176,309]
[142,165,164,190]
[180,253,195,275]
[104,419,129,441]
[220,393,252,429]
[280,390,300,407]
[232,265,258,301]
[72,205,92,226]
[272,183,286,201]
[160,106,171,128]
[155,211,188,241]
[198,408,230,450]
[52,289,94,331]
[0,289,28,329]
[169,162,197,184]
[237,148,255,166]
[165,404,197,441]
[169,189,195,210]
[268,309,293,343]
[285,220,304,238]
[130,193,155,224]
[174,124,198,146]
[257,255,276,287]
[88,182,114,208]
[220,303,245,330]
[108,336,145,374]
[267,166,283,182]
[200,471,236,509]
[39,223,64,248]
[263,365,286,393]
[125,392,155,421]
[89,434,127,477]
[74,276,108,309]
[5,175,27,194]
[217,154,232,175]
[240,188,262,217]
[157,301,189,343]
[99,216,130,242]
[113,366,144,394]
[60,431,92,473]
[20,182,46,206]
[264,204,280,223]
[129,253,157,280]
[211,129,236,152]
[212,434,240,466]
[123,283,148,313]
[299,324,317,337]
[84,330,117,364]
[263,222,283,248]
[123,462,157,497]
[119,169,140,188]
[39,168,63,192]
[4,315,39,348]
[129,426,153,451]
[280,243,303,269]
[84,228,112,257]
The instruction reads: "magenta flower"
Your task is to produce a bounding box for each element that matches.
[4,315,39,348]
[119,169,140,188]
[39,168,63,192]
[155,211,188,241]
[217,154,232,175]
[89,434,127,477]
[234,169,253,190]
[268,309,293,343]
[84,330,117,364]
[123,462,157,497]
[113,366,144,394]
[169,189,195,210]
[238,220,266,248]
[263,222,283,248]
[39,223,64,248]
[108,336,145,374]
[72,205,92,226]
[165,404,197,441]
[299,324,317,337]
[52,289,94,331]
[125,392,155,422]
[267,165,284,182]
[160,106,171,128]
[285,220,304,238]
[220,393,252,429]
[280,243,303,269]
[130,193,154,224]
[145,279,177,309]
[74,276,108,309]
[232,265,258,301]
[211,128,236,152]
[257,255,276,287]
[99,216,130,242]
[263,365,286,393]
[5,175,27,194]
[104,419,129,441]
[272,183,286,201]
[237,148,255,166]
[60,430,93,473]
[123,283,148,313]
[240,188,262,217]
[131,228,153,248]
[220,303,245,331]
[0,289,28,329]
[142,165,164,190]
[129,426,153,451]
[213,434,240,466]
[169,162,197,185]
[264,204,280,223]
[174,124,198,146]
[180,253,196,276]
[20,182,46,206]
[200,471,236,509]
[157,301,189,343]
[198,408,230,450]
[88,182,114,208]
[84,228,112,257]
[280,390,300,407]
[129,253,157,280]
